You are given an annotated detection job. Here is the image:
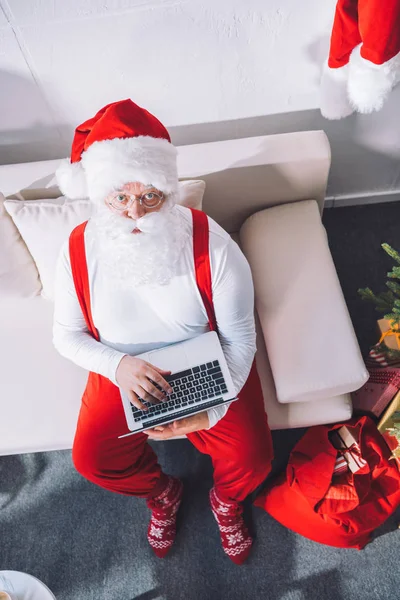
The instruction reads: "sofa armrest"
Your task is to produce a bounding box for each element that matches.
[239,200,368,404]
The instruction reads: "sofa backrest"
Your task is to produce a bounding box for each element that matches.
[1,131,331,233]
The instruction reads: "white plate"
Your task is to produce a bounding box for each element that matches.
[0,572,56,600]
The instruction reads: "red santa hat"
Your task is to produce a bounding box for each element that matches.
[56,99,178,203]
[320,0,400,119]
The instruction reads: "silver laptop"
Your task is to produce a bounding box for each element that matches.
[118,330,238,436]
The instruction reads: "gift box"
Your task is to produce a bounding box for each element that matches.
[378,318,400,351]
[364,320,400,369]
[351,367,400,417]
[377,390,400,465]
[330,426,368,473]
[333,453,348,476]
[365,344,400,368]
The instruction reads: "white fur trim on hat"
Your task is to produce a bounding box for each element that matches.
[320,61,354,120]
[56,158,88,199]
[348,44,400,113]
[82,135,178,204]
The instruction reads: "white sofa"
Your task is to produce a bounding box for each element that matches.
[0,130,368,456]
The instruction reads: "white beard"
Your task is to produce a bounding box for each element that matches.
[89,202,191,288]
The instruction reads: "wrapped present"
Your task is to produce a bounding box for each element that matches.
[364,320,400,369]
[330,426,368,473]
[377,318,400,351]
[365,344,400,368]
[377,390,400,465]
[351,366,400,417]
[333,453,348,477]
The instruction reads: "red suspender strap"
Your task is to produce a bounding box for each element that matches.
[68,221,100,342]
[190,208,218,333]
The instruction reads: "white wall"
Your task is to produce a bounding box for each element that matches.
[1,0,399,199]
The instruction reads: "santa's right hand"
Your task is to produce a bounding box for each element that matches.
[115,355,172,411]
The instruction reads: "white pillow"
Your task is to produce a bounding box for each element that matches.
[0,192,42,298]
[4,180,206,302]
[176,179,205,210]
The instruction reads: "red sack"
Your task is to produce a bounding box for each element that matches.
[254,416,400,549]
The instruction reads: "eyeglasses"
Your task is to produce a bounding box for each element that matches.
[107,190,164,211]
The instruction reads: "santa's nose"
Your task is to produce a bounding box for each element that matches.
[126,199,146,219]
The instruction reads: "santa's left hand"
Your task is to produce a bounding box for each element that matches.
[143,411,209,440]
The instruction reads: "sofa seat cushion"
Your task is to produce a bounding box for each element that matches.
[0,297,86,455]
[240,200,368,404]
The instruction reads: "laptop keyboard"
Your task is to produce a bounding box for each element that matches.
[131,359,228,423]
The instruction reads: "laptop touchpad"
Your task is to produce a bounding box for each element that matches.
[147,345,189,374]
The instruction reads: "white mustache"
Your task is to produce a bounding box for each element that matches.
[136,211,166,233]
[112,211,167,235]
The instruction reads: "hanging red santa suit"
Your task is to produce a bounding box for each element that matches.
[320,0,400,119]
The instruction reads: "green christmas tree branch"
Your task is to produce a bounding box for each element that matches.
[382,243,400,265]
[357,287,394,312]
[388,266,400,280]
[358,244,400,357]
[386,280,400,295]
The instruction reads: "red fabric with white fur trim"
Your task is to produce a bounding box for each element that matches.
[70,99,171,164]
[56,99,177,202]
[328,0,400,68]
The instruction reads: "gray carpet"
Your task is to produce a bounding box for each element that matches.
[1,202,400,600]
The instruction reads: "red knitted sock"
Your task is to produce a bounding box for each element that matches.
[146,476,183,558]
[209,487,253,565]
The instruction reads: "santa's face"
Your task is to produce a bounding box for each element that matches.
[104,181,166,232]
[90,181,190,287]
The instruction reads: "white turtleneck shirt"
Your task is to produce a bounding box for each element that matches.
[53,205,256,429]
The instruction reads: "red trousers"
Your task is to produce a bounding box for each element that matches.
[69,209,273,503]
[72,360,273,502]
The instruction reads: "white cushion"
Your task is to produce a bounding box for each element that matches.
[231,231,351,428]
[4,180,206,302]
[175,179,205,210]
[0,192,42,298]
[254,313,353,429]
[240,200,368,404]
[4,197,91,301]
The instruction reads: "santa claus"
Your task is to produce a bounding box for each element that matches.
[53,99,273,564]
